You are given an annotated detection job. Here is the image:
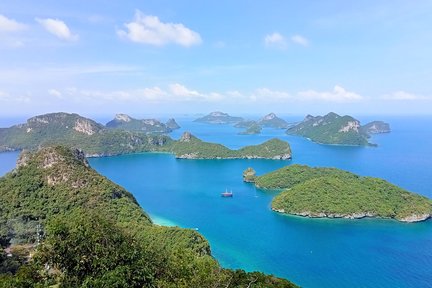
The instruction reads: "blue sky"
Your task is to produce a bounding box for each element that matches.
[1,0,432,118]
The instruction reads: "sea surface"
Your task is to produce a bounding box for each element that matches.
[1,115,432,288]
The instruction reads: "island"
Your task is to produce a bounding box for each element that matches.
[166,118,181,130]
[167,132,291,159]
[286,112,390,146]
[243,167,257,182]
[239,123,262,135]
[0,113,292,160]
[361,121,391,134]
[106,113,180,133]
[258,113,290,129]
[0,146,297,287]
[194,111,244,124]
[250,164,431,223]
[234,120,257,128]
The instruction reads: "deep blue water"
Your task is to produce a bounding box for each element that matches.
[1,116,432,288]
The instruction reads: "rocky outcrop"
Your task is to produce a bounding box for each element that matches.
[399,214,431,223]
[74,119,99,135]
[243,167,256,182]
[338,121,360,133]
[179,131,193,142]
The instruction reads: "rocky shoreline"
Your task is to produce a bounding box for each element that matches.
[272,208,431,223]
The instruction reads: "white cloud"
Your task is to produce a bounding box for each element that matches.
[298,85,363,102]
[381,91,429,101]
[36,18,78,41]
[117,11,202,47]
[291,34,309,46]
[48,89,63,99]
[169,83,201,98]
[0,14,27,32]
[264,32,287,49]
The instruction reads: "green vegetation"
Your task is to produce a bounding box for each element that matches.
[254,164,432,222]
[0,113,173,156]
[239,123,262,135]
[0,146,297,287]
[286,112,370,146]
[166,132,291,159]
[0,113,292,160]
[255,164,353,189]
[194,111,244,124]
[106,113,179,133]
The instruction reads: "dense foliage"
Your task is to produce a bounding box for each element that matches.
[255,164,353,189]
[255,165,432,221]
[166,134,291,159]
[0,113,173,156]
[286,112,370,146]
[0,113,292,160]
[0,146,298,287]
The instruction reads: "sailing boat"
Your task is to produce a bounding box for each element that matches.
[221,188,233,197]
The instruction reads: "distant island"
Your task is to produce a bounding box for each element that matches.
[361,120,391,134]
[0,146,297,287]
[0,112,292,160]
[234,120,257,128]
[199,112,291,131]
[106,113,180,133]
[247,164,431,223]
[194,111,244,124]
[258,113,290,129]
[239,123,262,135]
[167,132,291,159]
[286,112,391,146]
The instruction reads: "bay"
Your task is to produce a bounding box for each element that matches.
[1,115,432,287]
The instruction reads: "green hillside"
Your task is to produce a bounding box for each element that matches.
[254,165,432,222]
[166,132,291,159]
[0,146,297,287]
[286,112,370,146]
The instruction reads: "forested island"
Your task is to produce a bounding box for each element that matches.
[246,165,431,222]
[106,113,180,133]
[0,146,297,287]
[169,132,291,159]
[194,111,244,124]
[286,112,391,146]
[0,113,292,160]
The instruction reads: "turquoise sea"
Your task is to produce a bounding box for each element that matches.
[1,115,432,288]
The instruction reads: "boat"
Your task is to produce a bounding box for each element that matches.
[221,189,233,197]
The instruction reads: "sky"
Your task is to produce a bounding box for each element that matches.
[1,0,432,118]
